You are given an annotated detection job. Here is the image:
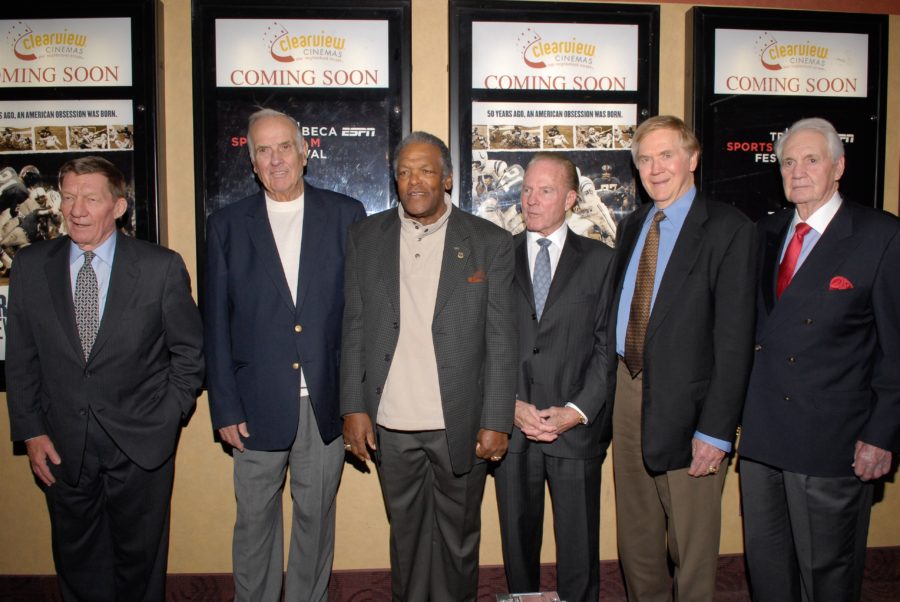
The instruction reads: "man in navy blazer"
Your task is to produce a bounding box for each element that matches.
[205,109,365,601]
[740,117,900,601]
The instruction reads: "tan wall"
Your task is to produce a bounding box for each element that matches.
[2,0,899,575]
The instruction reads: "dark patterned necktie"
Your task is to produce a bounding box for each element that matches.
[624,211,666,377]
[533,238,552,320]
[776,222,812,299]
[75,250,99,360]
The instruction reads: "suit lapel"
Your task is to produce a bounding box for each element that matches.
[44,237,83,362]
[762,202,858,336]
[380,211,402,315]
[91,233,138,361]
[434,208,471,320]
[247,195,295,312]
[513,233,534,311]
[646,197,707,342]
[543,229,583,314]
[614,203,650,290]
[296,186,326,316]
[760,211,793,315]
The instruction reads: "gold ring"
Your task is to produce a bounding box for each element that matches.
[707,464,718,474]
[344,443,352,451]
[490,455,502,462]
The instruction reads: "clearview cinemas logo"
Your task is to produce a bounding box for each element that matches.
[517,27,595,69]
[263,21,346,64]
[7,20,86,61]
[755,32,829,71]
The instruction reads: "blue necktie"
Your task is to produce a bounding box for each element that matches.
[533,238,552,320]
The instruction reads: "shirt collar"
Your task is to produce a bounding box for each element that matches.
[398,193,453,237]
[69,231,117,266]
[265,191,304,212]
[790,191,842,234]
[526,221,568,250]
[648,185,695,230]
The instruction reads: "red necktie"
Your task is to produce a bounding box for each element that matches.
[776,222,812,299]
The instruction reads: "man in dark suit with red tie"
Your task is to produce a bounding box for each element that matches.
[740,117,900,601]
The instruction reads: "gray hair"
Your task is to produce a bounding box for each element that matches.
[392,131,453,179]
[246,108,304,162]
[775,117,844,163]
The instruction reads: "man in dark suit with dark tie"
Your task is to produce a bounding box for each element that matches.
[6,156,204,601]
[740,117,900,602]
[608,115,757,601]
[205,108,365,601]
[494,153,613,602]
[341,131,517,601]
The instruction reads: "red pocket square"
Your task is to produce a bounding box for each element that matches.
[829,276,853,290]
[467,269,487,283]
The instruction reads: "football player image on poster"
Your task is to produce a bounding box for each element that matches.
[470,101,637,247]
[0,100,137,278]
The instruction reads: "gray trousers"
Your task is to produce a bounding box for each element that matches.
[232,396,344,602]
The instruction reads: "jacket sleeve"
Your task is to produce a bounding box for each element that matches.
[203,216,244,429]
[5,251,46,441]
[696,217,758,443]
[480,231,517,433]
[161,252,204,417]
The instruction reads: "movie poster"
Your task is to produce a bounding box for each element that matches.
[470,101,638,247]
[0,16,148,373]
[204,18,396,216]
[0,99,135,360]
[697,23,881,220]
[205,97,393,217]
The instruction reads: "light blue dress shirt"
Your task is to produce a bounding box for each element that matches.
[615,187,731,453]
[69,233,117,321]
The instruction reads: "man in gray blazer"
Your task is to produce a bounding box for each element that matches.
[6,156,204,601]
[341,131,517,601]
[494,153,614,602]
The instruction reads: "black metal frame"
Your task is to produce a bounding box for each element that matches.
[449,0,659,211]
[689,7,888,221]
[191,0,411,301]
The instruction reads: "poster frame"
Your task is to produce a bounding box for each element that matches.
[191,0,411,300]
[0,0,159,391]
[449,0,659,213]
[689,7,889,221]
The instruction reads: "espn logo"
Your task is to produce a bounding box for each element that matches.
[342,127,375,137]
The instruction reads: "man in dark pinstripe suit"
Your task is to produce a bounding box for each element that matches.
[494,153,614,602]
[341,131,517,601]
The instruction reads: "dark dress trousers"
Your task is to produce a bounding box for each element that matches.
[6,232,204,601]
[495,230,614,602]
